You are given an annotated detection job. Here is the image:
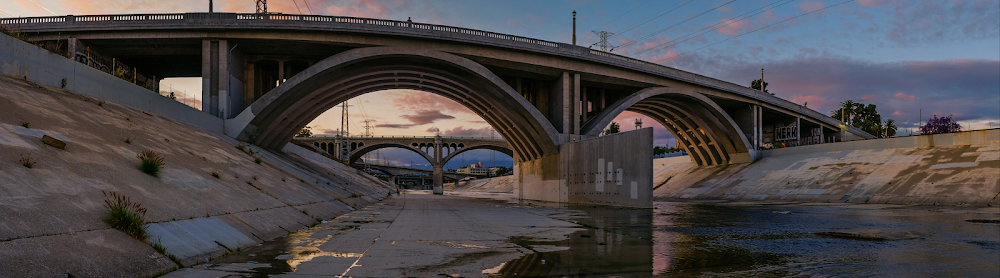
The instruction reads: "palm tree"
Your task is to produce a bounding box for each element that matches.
[883,119,897,138]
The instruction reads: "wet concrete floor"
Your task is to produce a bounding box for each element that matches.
[166,191,1000,277]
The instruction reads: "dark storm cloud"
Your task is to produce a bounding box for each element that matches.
[401,110,456,125]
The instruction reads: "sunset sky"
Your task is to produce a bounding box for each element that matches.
[3,0,998,169]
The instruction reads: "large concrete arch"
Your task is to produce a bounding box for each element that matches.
[348,143,434,166]
[229,47,561,163]
[581,87,755,165]
[440,143,514,167]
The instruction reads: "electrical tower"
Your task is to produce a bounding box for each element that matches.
[256,0,267,14]
[338,102,351,161]
[634,118,643,130]
[362,119,376,137]
[591,30,617,52]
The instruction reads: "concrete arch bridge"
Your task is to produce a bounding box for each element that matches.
[6,12,874,207]
[293,135,511,190]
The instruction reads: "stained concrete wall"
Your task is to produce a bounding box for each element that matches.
[0,33,224,134]
[516,128,653,208]
[654,129,1000,205]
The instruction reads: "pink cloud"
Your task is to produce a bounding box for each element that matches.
[892,111,904,117]
[763,9,775,20]
[856,0,881,7]
[715,20,746,35]
[790,94,826,110]
[798,1,825,13]
[861,95,876,101]
[892,92,916,100]
[391,91,473,115]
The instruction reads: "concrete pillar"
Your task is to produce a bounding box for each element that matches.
[572,73,581,135]
[65,38,77,59]
[432,135,444,195]
[581,85,588,122]
[277,60,285,85]
[560,72,571,135]
[201,39,229,117]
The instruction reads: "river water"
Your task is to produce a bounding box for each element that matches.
[206,198,999,277]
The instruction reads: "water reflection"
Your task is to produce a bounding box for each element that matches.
[497,202,999,277]
[497,205,653,277]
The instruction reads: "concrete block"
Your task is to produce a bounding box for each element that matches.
[41,134,66,149]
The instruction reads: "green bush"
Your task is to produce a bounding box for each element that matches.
[137,150,164,177]
[102,191,148,241]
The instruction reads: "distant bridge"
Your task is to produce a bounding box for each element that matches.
[6,12,874,207]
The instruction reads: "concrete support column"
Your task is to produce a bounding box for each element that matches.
[201,39,229,117]
[581,85,588,123]
[277,60,285,85]
[65,38,77,59]
[432,165,444,195]
[572,73,581,135]
[432,135,444,195]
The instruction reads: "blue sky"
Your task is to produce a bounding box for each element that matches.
[3,0,998,169]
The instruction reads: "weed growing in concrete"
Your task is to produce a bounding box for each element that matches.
[252,175,258,180]
[235,142,246,152]
[282,178,286,182]
[300,209,309,215]
[211,171,221,179]
[61,78,67,89]
[254,156,263,164]
[20,121,29,128]
[19,154,35,168]
[97,99,105,107]
[137,150,165,177]
[151,237,167,253]
[349,193,363,198]
[101,191,148,241]
[125,138,131,144]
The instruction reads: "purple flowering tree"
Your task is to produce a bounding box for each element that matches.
[920,115,961,135]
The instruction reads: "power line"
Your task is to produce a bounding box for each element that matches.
[302,0,315,15]
[611,0,695,40]
[585,0,655,42]
[27,0,58,16]
[633,0,796,56]
[291,0,303,14]
[618,0,738,50]
[654,0,856,63]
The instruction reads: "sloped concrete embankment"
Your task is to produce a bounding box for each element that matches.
[449,175,516,193]
[0,57,392,278]
[654,129,1000,205]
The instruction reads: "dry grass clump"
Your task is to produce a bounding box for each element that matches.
[101,191,148,241]
[137,150,165,177]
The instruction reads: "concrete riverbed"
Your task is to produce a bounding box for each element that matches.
[163,190,999,277]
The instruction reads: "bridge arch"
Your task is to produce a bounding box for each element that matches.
[232,47,560,162]
[441,143,515,167]
[348,143,434,166]
[581,87,755,165]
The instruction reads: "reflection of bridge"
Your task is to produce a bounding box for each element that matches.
[294,135,510,191]
[8,12,874,207]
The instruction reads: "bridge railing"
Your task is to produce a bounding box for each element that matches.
[297,135,506,141]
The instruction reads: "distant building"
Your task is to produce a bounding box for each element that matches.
[456,162,501,176]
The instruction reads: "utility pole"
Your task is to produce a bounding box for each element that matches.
[634,118,643,130]
[256,0,267,14]
[592,31,617,52]
[572,11,577,45]
[363,119,376,137]
[209,0,214,13]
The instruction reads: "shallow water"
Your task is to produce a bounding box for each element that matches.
[207,200,1000,277]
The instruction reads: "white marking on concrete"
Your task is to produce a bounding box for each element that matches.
[630,182,638,199]
[930,162,979,169]
[596,158,605,192]
[616,169,623,185]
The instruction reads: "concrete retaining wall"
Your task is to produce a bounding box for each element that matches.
[655,129,1000,205]
[515,128,653,208]
[0,33,224,134]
